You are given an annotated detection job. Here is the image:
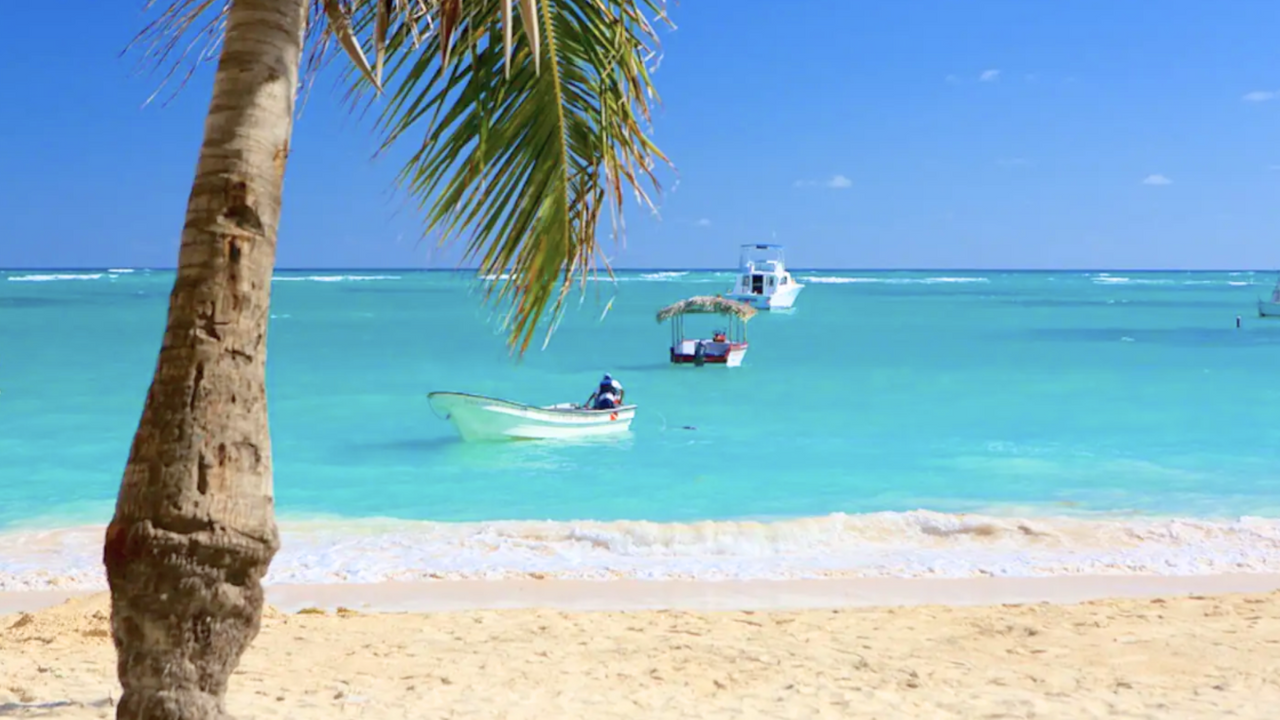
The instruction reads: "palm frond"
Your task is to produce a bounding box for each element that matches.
[656,296,757,324]
[323,0,381,90]
[373,0,672,354]
[126,0,229,107]
[130,0,670,356]
[128,0,357,111]
[128,0,445,108]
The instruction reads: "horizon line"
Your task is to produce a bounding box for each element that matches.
[1,266,1275,274]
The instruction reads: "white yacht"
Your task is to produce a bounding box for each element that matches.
[724,243,804,310]
[1259,274,1280,318]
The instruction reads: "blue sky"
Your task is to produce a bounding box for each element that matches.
[2,0,1279,270]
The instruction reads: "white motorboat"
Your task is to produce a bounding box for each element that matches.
[1259,275,1280,317]
[724,243,804,310]
[427,391,636,442]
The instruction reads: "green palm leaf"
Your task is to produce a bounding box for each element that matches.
[369,0,671,353]
[132,0,671,354]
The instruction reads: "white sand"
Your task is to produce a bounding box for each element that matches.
[3,576,1280,718]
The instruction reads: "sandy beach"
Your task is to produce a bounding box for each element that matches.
[4,579,1280,719]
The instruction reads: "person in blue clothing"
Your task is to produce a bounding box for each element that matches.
[585,373,625,410]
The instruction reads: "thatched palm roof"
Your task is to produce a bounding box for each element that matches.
[656,295,758,323]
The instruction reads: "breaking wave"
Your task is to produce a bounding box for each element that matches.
[480,270,731,284]
[272,275,402,282]
[1091,274,1255,287]
[6,273,104,282]
[799,276,990,285]
[1092,276,1174,286]
[4,510,1279,590]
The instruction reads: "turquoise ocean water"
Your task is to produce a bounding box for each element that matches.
[3,267,1280,588]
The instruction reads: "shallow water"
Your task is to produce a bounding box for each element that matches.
[2,268,1278,588]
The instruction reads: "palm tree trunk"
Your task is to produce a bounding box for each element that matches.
[103,1,307,717]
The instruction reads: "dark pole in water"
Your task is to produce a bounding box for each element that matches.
[1237,315,1242,329]
[693,340,706,367]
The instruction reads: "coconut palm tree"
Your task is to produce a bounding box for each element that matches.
[102,1,668,717]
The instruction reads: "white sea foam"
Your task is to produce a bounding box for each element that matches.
[1091,276,1175,286]
[1164,279,1258,288]
[604,271,731,284]
[106,268,135,274]
[482,270,728,284]
[6,273,104,282]
[1094,276,1256,287]
[272,274,401,282]
[799,276,989,285]
[3,511,1280,591]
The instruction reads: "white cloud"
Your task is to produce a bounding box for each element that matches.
[944,74,960,85]
[1244,90,1278,102]
[794,174,852,190]
[1141,174,1172,186]
[694,218,712,227]
[979,69,1001,82]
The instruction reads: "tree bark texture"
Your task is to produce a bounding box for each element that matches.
[103,1,307,718]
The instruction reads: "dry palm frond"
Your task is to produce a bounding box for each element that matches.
[127,0,229,107]
[656,296,758,324]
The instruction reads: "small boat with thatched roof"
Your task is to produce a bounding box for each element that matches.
[656,295,757,367]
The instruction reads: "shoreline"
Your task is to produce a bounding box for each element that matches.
[5,510,1280,592]
[6,572,1280,615]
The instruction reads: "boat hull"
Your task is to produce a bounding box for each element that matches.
[725,283,804,310]
[1260,300,1280,318]
[669,341,748,368]
[428,392,636,442]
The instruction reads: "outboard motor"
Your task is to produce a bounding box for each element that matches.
[693,340,706,367]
